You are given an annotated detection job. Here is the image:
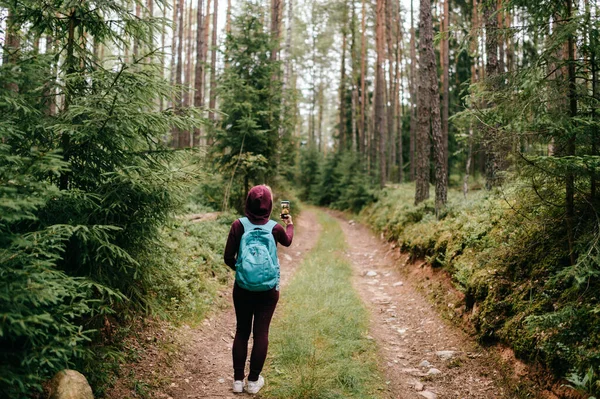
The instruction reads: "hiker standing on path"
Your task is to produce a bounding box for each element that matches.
[224,185,294,394]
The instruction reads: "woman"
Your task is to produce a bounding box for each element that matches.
[223,185,294,394]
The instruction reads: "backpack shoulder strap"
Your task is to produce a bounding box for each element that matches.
[239,217,253,232]
[265,219,277,232]
[240,217,276,233]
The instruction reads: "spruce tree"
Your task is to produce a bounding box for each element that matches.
[211,2,282,207]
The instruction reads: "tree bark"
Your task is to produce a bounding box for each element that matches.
[270,0,282,62]
[350,0,359,152]
[174,0,185,147]
[169,0,179,113]
[160,2,167,111]
[339,1,348,152]
[226,0,232,34]
[375,0,387,187]
[3,8,20,94]
[483,0,499,189]
[133,1,141,57]
[566,0,576,265]
[385,0,395,175]
[60,10,78,190]
[359,0,367,156]
[208,0,218,125]
[194,0,206,146]
[465,0,479,197]
[181,1,194,148]
[416,0,445,207]
[318,80,324,152]
[395,0,403,183]
[497,0,505,74]
[441,0,449,179]
[592,5,598,201]
[409,0,417,182]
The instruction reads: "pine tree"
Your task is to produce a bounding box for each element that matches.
[212,3,282,207]
[0,1,204,394]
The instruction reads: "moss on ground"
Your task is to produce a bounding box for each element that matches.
[361,184,600,395]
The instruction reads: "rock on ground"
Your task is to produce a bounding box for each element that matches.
[418,391,437,399]
[48,370,94,399]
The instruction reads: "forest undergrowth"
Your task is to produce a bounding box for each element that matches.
[359,183,600,397]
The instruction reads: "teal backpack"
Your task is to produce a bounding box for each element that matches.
[235,217,280,291]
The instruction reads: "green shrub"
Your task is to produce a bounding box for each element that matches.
[0,2,205,396]
[361,183,600,393]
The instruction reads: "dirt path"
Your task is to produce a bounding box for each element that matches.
[335,214,510,399]
[155,210,321,399]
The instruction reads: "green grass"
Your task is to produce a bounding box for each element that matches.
[263,210,384,399]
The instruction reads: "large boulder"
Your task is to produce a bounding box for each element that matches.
[48,370,94,399]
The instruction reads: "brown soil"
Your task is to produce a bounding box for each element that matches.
[334,213,512,399]
[108,210,573,399]
[107,211,321,399]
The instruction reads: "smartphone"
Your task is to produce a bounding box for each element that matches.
[280,200,290,219]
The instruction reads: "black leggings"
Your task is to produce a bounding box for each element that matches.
[232,283,279,381]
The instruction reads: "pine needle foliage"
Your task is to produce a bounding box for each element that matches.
[0,0,205,396]
[298,150,376,213]
[211,1,283,209]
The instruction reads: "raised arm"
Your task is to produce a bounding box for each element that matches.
[273,222,294,247]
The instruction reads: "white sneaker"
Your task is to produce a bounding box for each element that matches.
[232,380,244,393]
[246,375,265,394]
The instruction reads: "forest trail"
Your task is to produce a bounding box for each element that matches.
[333,211,510,399]
[120,210,516,399]
[153,210,322,399]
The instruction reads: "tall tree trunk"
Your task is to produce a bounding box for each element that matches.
[181,1,194,148]
[409,0,417,182]
[385,0,393,172]
[133,1,141,57]
[204,0,212,73]
[566,0,577,265]
[4,8,20,89]
[169,0,179,113]
[395,0,404,182]
[147,0,154,64]
[497,0,505,74]
[465,0,479,197]
[483,0,499,189]
[174,0,185,147]
[3,8,20,94]
[339,1,348,152]
[429,0,446,213]
[208,0,218,126]
[505,5,513,72]
[226,0,232,34]
[318,81,324,152]
[60,11,78,190]
[45,34,56,115]
[160,3,167,111]
[416,0,441,205]
[441,0,449,179]
[375,0,387,187]
[592,5,598,201]
[270,0,282,62]
[386,0,396,177]
[194,0,206,146]
[359,0,367,156]
[350,0,359,152]
[310,30,317,148]
[279,0,294,148]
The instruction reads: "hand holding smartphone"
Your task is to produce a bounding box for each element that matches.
[280,200,290,220]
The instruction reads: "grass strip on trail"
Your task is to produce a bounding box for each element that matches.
[263,210,384,399]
